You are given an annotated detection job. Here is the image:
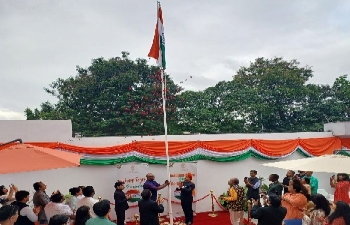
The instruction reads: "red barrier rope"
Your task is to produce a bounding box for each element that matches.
[109,194,211,207]
[110,202,138,208]
[163,193,210,204]
[194,194,210,203]
[213,195,227,211]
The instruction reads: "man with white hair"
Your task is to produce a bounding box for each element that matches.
[221,178,245,225]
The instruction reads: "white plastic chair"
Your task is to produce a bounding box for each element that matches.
[317,189,329,199]
[328,194,334,202]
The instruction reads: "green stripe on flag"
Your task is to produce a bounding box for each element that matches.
[160,36,166,69]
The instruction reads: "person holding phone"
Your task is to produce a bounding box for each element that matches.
[251,195,287,225]
[0,184,18,206]
[330,173,350,204]
[244,170,261,205]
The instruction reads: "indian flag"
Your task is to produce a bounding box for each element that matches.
[148,3,166,69]
[174,190,181,200]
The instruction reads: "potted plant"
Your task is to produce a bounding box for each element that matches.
[218,192,229,210]
[259,177,269,193]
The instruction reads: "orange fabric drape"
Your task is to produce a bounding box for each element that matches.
[251,139,299,157]
[0,137,346,156]
[57,142,134,155]
[299,137,342,155]
[132,140,252,156]
[200,140,251,152]
[341,138,350,149]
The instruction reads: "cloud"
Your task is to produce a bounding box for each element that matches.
[0,0,349,118]
[0,109,25,120]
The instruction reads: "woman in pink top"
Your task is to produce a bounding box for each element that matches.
[330,173,350,204]
[281,179,309,220]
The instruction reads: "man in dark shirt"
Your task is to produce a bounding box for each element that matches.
[251,194,287,225]
[138,189,164,225]
[244,170,261,204]
[176,173,195,225]
[114,181,130,225]
[268,174,283,196]
[142,173,169,201]
[282,170,295,194]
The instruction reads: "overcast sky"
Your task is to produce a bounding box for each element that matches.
[1,0,349,120]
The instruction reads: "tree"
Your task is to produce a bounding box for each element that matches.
[296,84,333,131]
[176,81,245,134]
[227,57,314,132]
[25,52,182,136]
[297,76,350,131]
[331,75,350,120]
[26,54,350,135]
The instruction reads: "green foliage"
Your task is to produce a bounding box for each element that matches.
[26,55,350,136]
[176,81,245,134]
[259,177,269,192]
[25,52,182,136]
[64,194,71,201]
[229,57,313,132]
[219,192,229,210]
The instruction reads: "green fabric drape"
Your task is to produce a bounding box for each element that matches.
[80,148,311,165]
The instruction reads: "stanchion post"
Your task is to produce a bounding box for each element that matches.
[247,199,252,222]
[208,190,218,217]
[157,193,165,222]
[134,214,139,225]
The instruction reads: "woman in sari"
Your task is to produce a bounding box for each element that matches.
[282,179,309,220]
[302,194,331,225]
[330,173,350,204]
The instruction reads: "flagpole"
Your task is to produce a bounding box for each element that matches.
[161,68,173,225]
[151,3,173,222]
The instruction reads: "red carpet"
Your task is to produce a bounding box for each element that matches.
[126,211,232,225]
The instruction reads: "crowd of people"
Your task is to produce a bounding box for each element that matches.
[0,172,194,225]
[0,170,349,225]
[220,170,350,225]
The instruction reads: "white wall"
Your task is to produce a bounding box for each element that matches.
[65,132,334,146]
[0,119,335,144]
[0,120,72,142]
[324,122,350,137]
[0,152,334,220]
